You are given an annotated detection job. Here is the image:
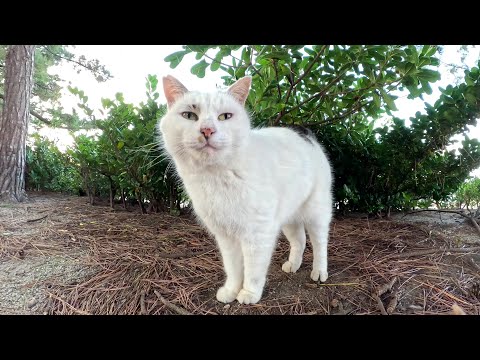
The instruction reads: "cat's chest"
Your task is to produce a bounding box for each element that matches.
[182,170,250,233]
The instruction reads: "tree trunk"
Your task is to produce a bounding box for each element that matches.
[169,181,175,212]
[90,183,96,205]
[135,190,147,214]
[0,45,35,202]
[121,188,126,209]
[108,176,115,209]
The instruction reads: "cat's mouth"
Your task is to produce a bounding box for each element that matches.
[199,141,218,150]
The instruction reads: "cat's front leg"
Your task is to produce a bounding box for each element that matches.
[215,236,244,303]
[236,232,277,304]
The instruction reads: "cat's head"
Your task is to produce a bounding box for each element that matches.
[159,75,252,166]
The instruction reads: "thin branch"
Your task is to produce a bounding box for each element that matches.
[385,246,480,260]
[140,291,147,315]
[156,247,214,259]
[373,293,388,315]
[403,209,480,235]
[273,46,328,126]
[39,46,112,79]
[1,93,51,126]
[154,290,192,315]
[187,46,261,77]
[191,51,232,68]
[272,60,282,100]
[403,209,470,218]
[26,215,48,223]
[302,100,368,128]
[46,291,91,315]
[274,67,350,125]
[293,45,327,87]
[30,108,53,126]
[272,67,295,125]
[1,93,90,131]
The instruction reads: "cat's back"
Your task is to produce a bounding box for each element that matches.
[251,126,324,155]
[249,125,331,180]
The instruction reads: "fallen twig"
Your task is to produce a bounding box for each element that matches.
[373,278,397,315]
[26,215,48,223]
[156,247,215,259]
[47,291,91,315]
[376,277,397,296]
[386,247,480,260]
[154,290,192,315]
[403,209,480,236]
[386,292,398,314]
[374,293,388,315]
[140,291,147,315]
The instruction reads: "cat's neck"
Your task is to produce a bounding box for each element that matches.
[176,155,243,178]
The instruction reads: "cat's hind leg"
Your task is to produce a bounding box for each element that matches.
[281,223,306,274]
[304,195,332,282]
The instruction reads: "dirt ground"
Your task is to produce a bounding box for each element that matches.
[1,192,479,315]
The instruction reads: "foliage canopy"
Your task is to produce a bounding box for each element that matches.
[164,45,480,214]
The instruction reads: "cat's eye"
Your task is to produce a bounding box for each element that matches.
[181,112,198,121]
[218,113,233,121]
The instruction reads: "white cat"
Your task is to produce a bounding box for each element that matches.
[159,75,333,305]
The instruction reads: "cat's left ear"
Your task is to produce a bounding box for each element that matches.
[227,76,252,106]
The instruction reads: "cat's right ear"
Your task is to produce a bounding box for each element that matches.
[227,76,252,106]
[163,75,189,108]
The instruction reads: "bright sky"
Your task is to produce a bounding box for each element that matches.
[39,45,480,176]
[50,45,225,115]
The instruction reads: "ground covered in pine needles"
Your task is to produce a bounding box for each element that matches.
[1,192,479,315]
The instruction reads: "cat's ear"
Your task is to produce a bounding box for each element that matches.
[227,76,252,106]
[163,75,189,107]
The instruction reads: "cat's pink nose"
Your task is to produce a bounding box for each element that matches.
[200,127,215,139]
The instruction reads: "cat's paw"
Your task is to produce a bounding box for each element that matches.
[310,269,328,282]
[236,288,262,305]
[281,260,300,273]
[216,286,239,303]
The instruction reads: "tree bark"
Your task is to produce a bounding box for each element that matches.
[0,45,35,202]
[135,190,147,214]
[106,175,115,209]
[121,188,126,209]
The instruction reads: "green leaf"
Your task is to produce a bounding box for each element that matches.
[117,141,125,150]
[442,95,455,104]
[191,60,209,78]
[164,50,188,69]
[406,45,419,65]
[373,92,381,108]
[380,89,398,111]
[210,60,221,72]
[417,69,441,82]
[420,80,432,95]
[186,45,211,52]
[101,98,113,109]
[464,91,478,105]
[241,47,251,64]
[235,66,246,78]
[261,51,291,62]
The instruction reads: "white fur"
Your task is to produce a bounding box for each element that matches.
[159,76,333,304]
